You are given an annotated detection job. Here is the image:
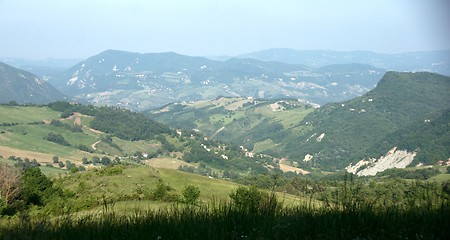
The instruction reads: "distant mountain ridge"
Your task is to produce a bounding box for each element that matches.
[0,62,66,104]
[48,50,385,110]
[0,58,82,78]
[239,48,450,76]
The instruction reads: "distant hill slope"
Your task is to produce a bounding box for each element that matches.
[48,50,385,110]
[149,97,314,150]
[0,62,66,104]
[0,57,82,78]
[0,102,278,177]
[151,72,450,172]
[282,72,450,170]
[239,49,450,76]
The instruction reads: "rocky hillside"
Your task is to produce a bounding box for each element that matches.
[0,62,66,104]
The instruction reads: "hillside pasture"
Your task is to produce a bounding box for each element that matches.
[0,105,60,123]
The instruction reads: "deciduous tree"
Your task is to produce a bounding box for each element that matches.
[0,163,22,206]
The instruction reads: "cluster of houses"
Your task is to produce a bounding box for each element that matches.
[437,159,450,166]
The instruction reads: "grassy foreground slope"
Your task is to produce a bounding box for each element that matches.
[1,168,449,239]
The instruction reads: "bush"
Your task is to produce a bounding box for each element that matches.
[92,156,100,164]
[58,162,65,168]
[82,157,90,165]
[151,179,179,202]
[101,157,111,166]
[70,166,79,174]
[46,132,70,146]
[77,144,93,153]
[98,166,123,176]
[182,185,200,205]
[21,168,54,206]
[229,186,279,215]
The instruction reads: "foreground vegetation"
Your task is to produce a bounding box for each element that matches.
[1,101,449,238]
[1,159,449,239]
[1,182,448,239]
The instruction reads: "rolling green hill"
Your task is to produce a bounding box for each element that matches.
[149,97,314,152]
[0,102,304,218]
[0,102,277,177]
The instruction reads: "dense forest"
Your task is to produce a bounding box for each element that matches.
[48,101,173,140]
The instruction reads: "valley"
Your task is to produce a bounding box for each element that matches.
[2,0,450,237]
[0,52,449,239]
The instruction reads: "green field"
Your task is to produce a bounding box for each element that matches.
[429,173,450,182]
[0,105,60,123]
[57,166,304,206]
[253,139,277,153]
[0,123,98,162]
[0,105,173,165]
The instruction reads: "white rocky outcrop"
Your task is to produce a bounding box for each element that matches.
[303,154,313,162]
[346,147,417,176]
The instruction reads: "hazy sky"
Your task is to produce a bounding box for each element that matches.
[1,0,449,59]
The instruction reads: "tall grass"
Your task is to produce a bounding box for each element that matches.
[1,183,449,239]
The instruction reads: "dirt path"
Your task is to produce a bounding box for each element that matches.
[91,140,101,150]
[145,157,193,169]
[87,128,103,134]
[210,126,225,139]
[74,116,81,126]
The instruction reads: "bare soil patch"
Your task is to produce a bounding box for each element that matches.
[145,157,192,169]
[279,163,310,175]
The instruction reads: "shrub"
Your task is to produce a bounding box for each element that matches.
[46,132,70,146]
[101,157,111,166]
[229,186,279,215]
[151,179,179,202]
[58,162,65,168]
[182,185,200,205]
[77,144,93,153]
[98,166,123,176]
[82,157,90,165]
[92,156,100,164]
